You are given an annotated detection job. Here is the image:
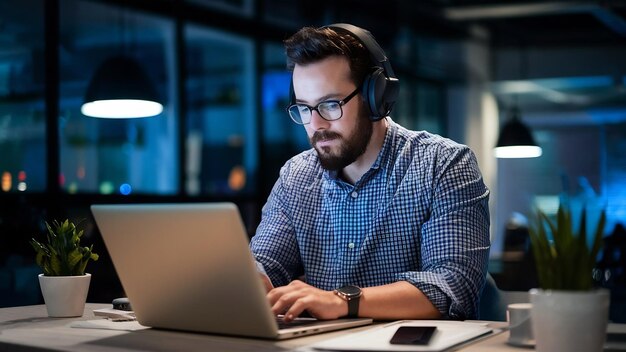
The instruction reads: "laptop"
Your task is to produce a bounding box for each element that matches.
[91,202,372,339]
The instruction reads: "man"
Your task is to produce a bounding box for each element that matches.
[250,24,490,322]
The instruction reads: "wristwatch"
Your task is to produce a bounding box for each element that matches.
[334,285,362,318]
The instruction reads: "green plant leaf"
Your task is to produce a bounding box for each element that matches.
[50,253,62,276]
[529,201,605,291]
[30,218,98,276]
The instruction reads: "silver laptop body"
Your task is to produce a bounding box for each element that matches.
[91,203,372,339]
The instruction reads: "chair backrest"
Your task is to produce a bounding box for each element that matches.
[479,273,507,321]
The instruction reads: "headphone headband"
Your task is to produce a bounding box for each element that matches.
[325,23,397,80]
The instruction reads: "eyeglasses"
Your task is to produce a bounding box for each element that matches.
[287,87,360,125]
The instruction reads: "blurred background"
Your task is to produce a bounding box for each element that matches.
[1,0,625,318]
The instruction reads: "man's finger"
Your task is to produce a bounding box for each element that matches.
[270,289,301,316]
[282,296,312,322]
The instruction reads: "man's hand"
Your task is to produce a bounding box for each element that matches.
[267,280,347,322]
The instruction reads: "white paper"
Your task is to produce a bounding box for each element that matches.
[92,307,136,321]
[311,320,492,352]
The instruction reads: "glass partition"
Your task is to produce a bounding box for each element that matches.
[395,78,446,135]
[0,0,46,193]
[184,25,256,196]
[58,0,178,195]
[260,42,308,195]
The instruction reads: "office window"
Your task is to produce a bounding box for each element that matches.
[0,0,46,193]
[395,78,446,135]
[392,27,448,136]
[185,25,256,196]
[58,0,178,195]
[260,42,309,195]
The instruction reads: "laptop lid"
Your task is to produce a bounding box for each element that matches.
[91,203,372,339]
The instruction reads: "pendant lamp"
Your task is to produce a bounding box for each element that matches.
[494,106,542,158]
[81,56,163,118]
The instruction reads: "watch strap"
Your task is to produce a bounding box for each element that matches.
[334,285,362,318]
[347,295,359,318]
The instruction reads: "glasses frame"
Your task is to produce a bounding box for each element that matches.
[287,86,360,125]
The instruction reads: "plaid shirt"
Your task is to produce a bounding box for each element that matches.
[250,118,490,319]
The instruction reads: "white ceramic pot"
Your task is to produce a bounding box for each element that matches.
[529,288,610,352]
[38,273,91,317]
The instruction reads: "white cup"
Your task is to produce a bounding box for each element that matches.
[507,303,533,346]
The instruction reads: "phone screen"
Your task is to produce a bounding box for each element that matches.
[389,326,437,345]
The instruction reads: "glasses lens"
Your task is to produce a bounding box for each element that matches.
[288,105,310,124]
[318,102,342,120]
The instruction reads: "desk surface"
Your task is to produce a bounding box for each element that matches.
[0,303,617,352]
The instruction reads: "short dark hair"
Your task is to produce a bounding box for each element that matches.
[284,26,373,87]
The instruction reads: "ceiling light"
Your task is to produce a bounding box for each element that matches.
[494,106,542,158]
[81,56,163,118]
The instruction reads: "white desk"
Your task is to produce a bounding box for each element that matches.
[0,303,622,352]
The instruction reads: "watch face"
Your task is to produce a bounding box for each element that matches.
[338,285,361,297]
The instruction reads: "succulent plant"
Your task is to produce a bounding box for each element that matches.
[529,202,605,290]
[30,219,99,276]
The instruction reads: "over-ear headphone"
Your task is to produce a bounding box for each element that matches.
[289,24,400,121]
[329,23,399,121]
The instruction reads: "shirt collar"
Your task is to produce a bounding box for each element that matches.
[371,117,396,171]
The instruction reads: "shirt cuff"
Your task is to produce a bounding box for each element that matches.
[395,272,455,319]
[255,261,268,275]
[412,282,451,318]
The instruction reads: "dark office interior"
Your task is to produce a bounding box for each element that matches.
[1,0,625,321]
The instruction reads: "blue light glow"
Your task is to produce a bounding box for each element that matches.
[120,183,132,195]
[262,71,291,110]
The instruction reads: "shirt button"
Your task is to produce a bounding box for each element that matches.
[350,191,358,198]
[348,242,355,249]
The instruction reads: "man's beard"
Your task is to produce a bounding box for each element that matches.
[310,103,373,171]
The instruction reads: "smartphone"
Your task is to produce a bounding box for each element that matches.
[389,326,437,345]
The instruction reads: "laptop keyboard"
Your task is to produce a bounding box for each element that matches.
[276,316,318,329]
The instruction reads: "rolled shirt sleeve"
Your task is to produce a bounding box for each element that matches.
[396,145,490,318]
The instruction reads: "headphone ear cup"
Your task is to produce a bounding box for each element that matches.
[364,68,388,121]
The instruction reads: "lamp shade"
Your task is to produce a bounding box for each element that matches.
[81,56,163,118]
[494,108,542,158]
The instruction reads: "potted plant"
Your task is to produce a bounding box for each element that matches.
[528,201,610,352]
[30,219,99,317]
